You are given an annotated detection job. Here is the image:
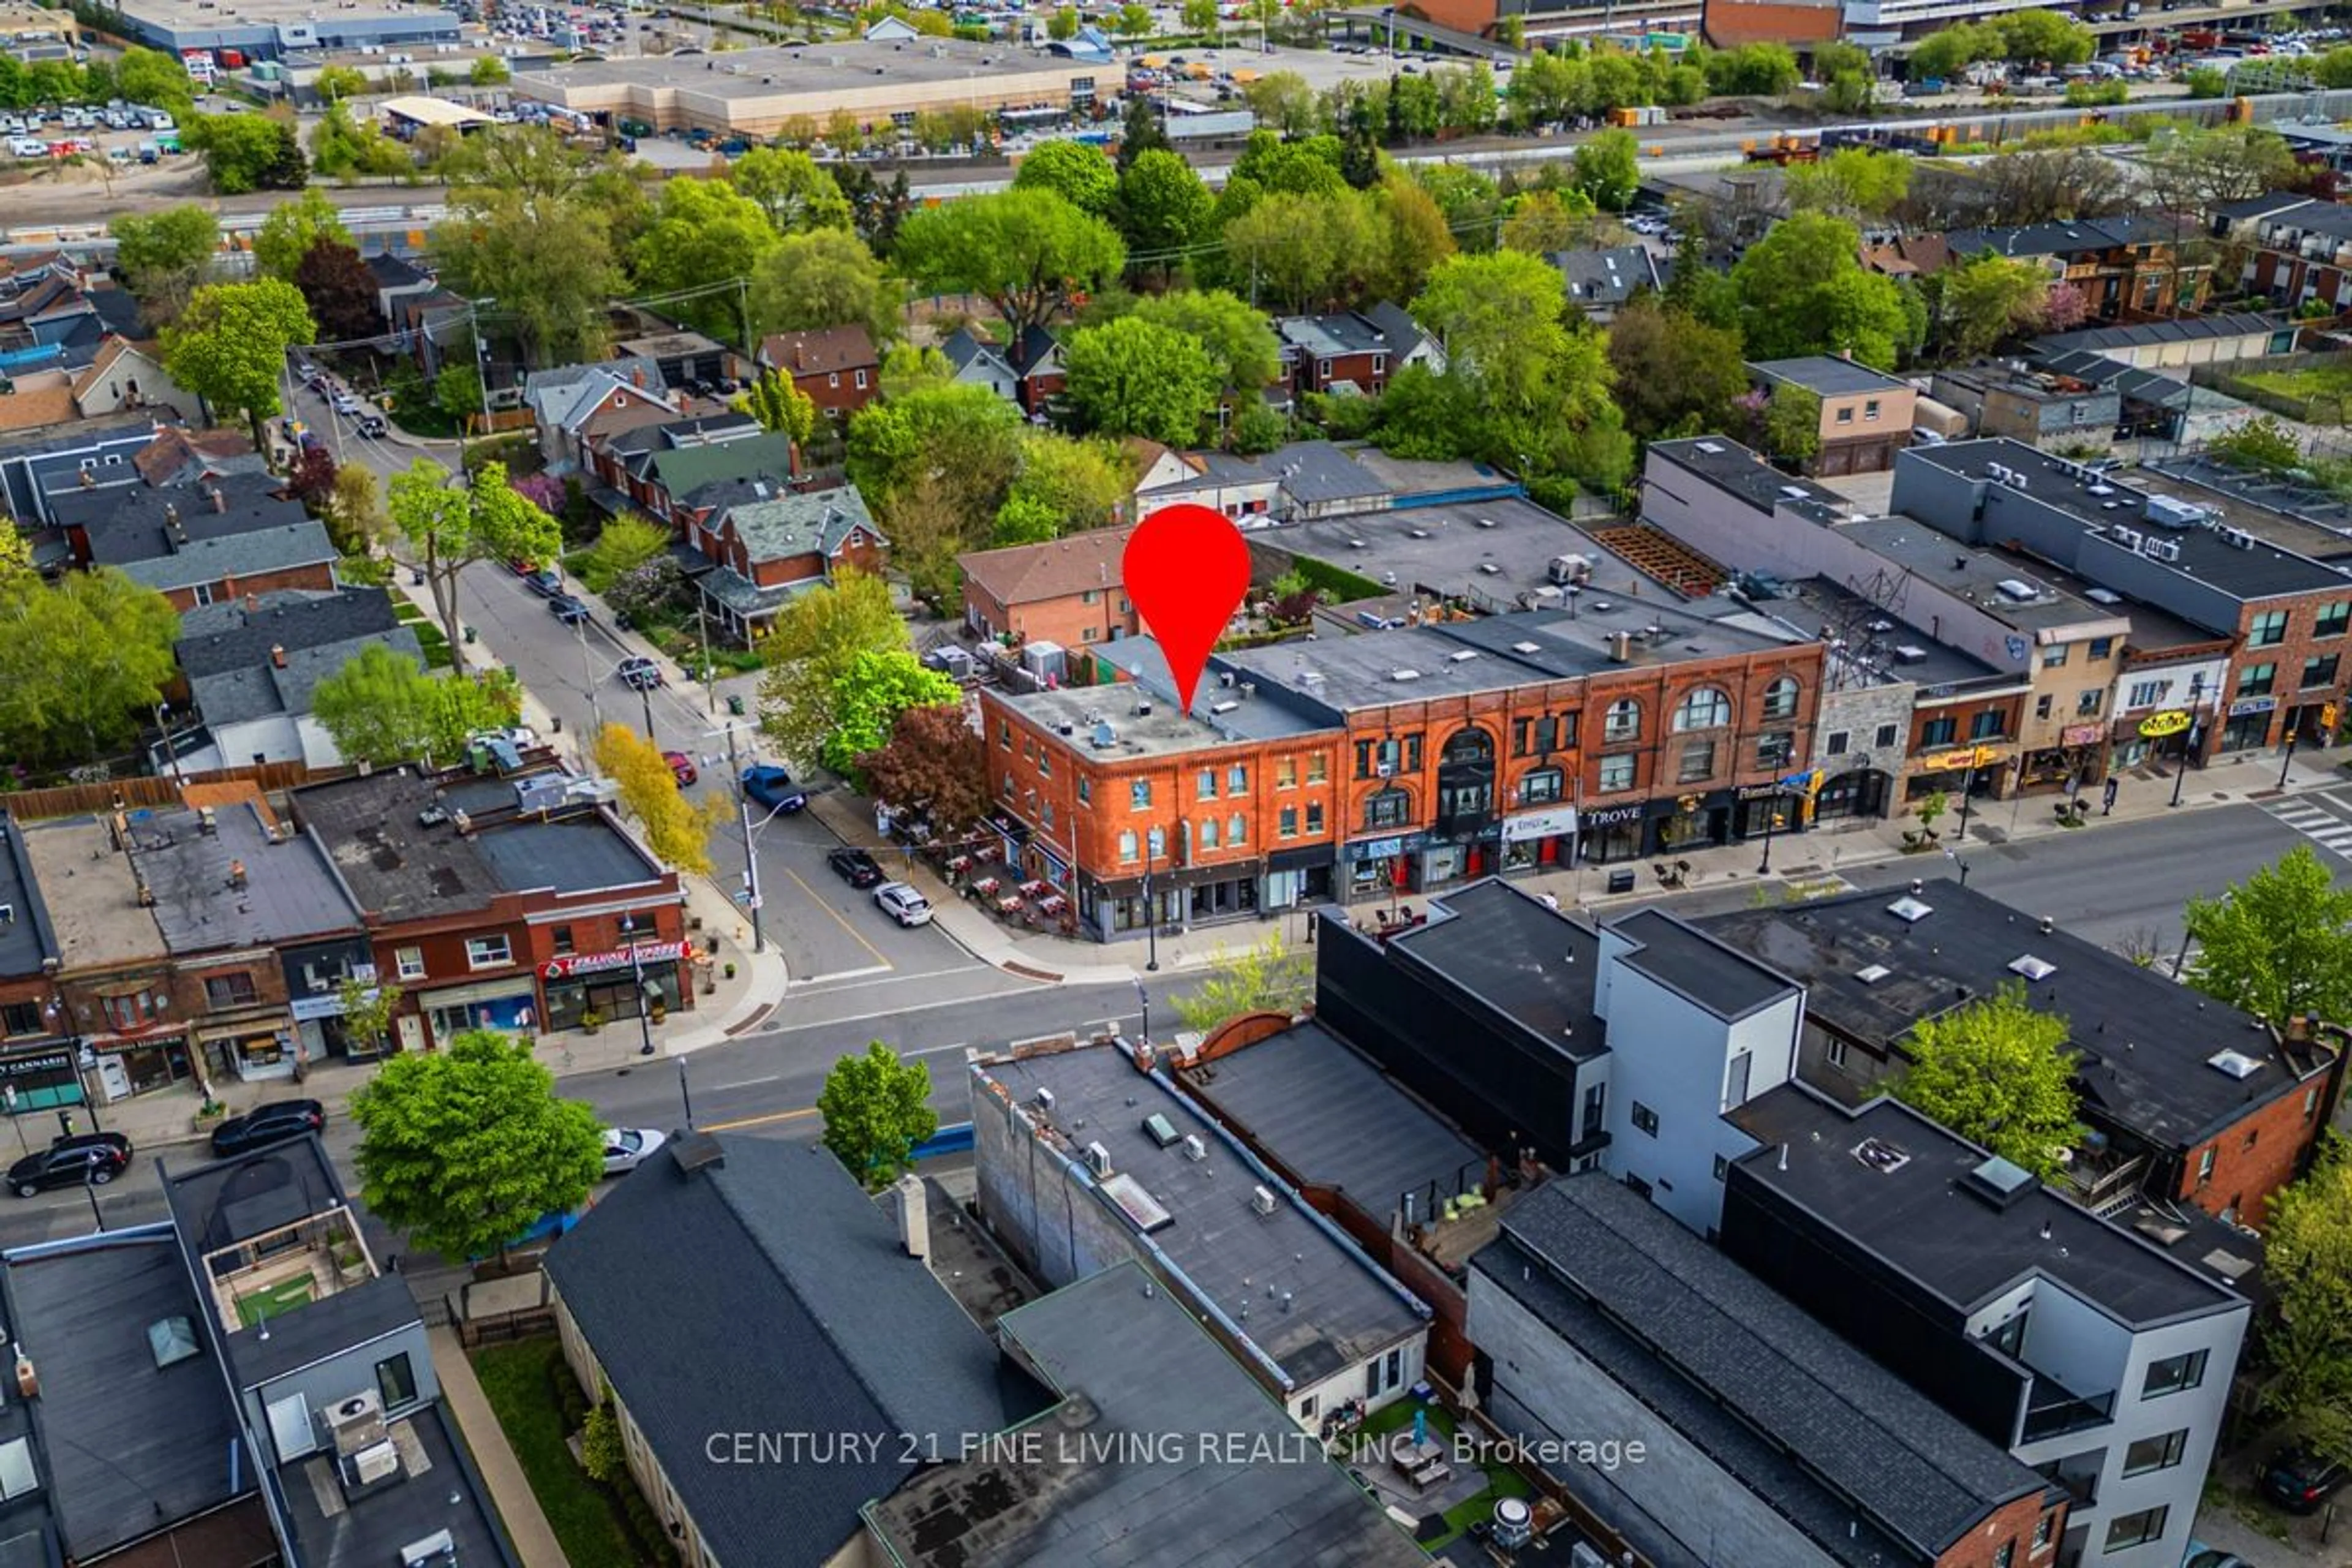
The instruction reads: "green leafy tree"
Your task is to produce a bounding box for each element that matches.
[819,1041,939,1189]
[1572,127,1641,212]
[1221,188,1389,312]
[1061,315,1219,443]
[351,1030,605,1263]
[311,643,524,765]
[1412,248,1570,423]
[116,47,195,113]
[1115,94,1172,174]
[1117,148,1215,264]
[1114,2,1151,38]
[1231,128,1348,197]
[184,111,307,194]
[1047,4,1078,40]
[844,384,1025,594]
[579,513,670,593]
[162,279,315,451]
[336,976,403,1055]
[2184,66,2230,99]
[1934,251,2054,361]
[470,55,510,86]
[1784,148,1912,222]
[894,188,1125,335]
[580,1395,624,1480]
[2260,1134,2352,1463]
[1997,9,2094,66]
[1891,981,2082,1181]
[1002,431,1136,537]
[748,227,900,346]
[1732,212,1920,369]
[1761,385,1822,463]
[1501,188,1599,255]
[252,188,353,283]
[0,567,179,765]
[433,189,625,369]
[1606,295,1751,442]
[2209,414,2304,473]
[309,100,413,179]
[631,176,781,341]
[1229,401,1289,455]
[1127,288,1281,388]
[314,64,369,102]
[386,460,562,671]
[2145,125,2301,213]
[1181,0,1218,31]
[758,570,914,766]
[821,649,959,777]
[2316,45,2352,88]
[733,146,853,232]
[733,370,817,445]
[110,205,217,322]
[1241,72,1319,137]
[1172,937,1314,1033]
[1014,138,1120,217]
[2185,846,2352,1026]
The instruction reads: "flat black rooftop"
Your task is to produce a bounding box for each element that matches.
[1477,1175,2048,1565]
[4,1231,249,1559]
[277,1401,514,1568]
[974,1046,1427,1390]
[473,816,663,897]
[1387,880,1605,1063]
[1913,440,2352,601]
[1697,880,2315,1152]
[862,1261,1426,1567]
[1729,1088,2244,1328]
[1609,907,1798,1022]
[1178,1019,1490,1226]
[1751,355,1911,397]
[0,816,59,979]
[295,769,501,918]
[1647,435,1849,516]
[122,800,361,952]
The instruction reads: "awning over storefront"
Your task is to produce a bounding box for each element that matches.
[1266,845,1335,873]
[1502,806,1578,843]
[420,976,544,1008]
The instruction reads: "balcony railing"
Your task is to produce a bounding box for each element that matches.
[2059,1146,2148,1217]
[2021,1374,2117,1445]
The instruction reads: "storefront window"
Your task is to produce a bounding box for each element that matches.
[544,966,684,1033]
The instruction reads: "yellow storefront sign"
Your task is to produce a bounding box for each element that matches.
[2136,710,2193,740]
[1920,744,1999,773]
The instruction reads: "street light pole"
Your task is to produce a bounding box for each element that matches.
[1142,870,1158,972]
[1955,758,1977,843]
[575,612,603,737]
[80,1158,104,1233]
[2278,720,2301,790]
[1757,790,1781,875]
[677,1054,695,1129]
[714,719,766,955]
[1133,976,1150,1048]
[2169,731,2190,808]
[630,929,656,1057]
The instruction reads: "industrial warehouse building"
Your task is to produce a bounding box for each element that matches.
[112,0,461,62]
[510,36,1106,137]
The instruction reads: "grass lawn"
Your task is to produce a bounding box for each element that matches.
[1355,1399,1533,1551]
[233,1275,317,1327]
[2239,364,2352,421]
[470,1338,639,1568]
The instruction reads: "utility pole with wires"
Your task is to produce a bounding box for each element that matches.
[709,717,766,955]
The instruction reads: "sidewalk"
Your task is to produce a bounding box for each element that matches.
[813,745,2352,988]
[428,1324,568,1568]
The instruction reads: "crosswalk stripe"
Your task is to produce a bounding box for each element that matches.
[2269,798,2352,859]
[2273,808,2337,827]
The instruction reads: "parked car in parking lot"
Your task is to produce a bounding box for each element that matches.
[2260,1446,2346,1513]
[741,764,807,813]
[9,1133,132,1197]
[209,1099,326,1157]
[874,882,933,927]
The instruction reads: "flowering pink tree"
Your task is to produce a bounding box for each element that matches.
[2041,281,2090,333]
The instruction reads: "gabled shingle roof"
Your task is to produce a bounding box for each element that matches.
[647,431,798,504]
[115,521,335,595]
[1478,1176,2051,1564]
[546,1137,1049,1567]
[762,324,880,376]
[721,483,881,565]
[959,524,1136,606]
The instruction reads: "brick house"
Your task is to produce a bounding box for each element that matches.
[1009,324,1066,417]
[1947,216,2212,322]
[757,325,881,417]
[979,606,1825,938]
[1273,303,1441,402]
[293,763,693,1050]
[1749,355,1919,477]
[688,484,888,643]
[957,525,1137,649]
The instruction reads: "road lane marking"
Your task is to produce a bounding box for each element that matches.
[755,974,1123,1037]
[789,964,894,989]
[778,864,894,968]
[910,1042,969,1057]
[703,1105,820,1133]
[710,1074,782,1091]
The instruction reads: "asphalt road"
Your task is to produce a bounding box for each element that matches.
[281,374,976,990]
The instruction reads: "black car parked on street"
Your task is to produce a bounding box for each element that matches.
[209,1099,327,1158]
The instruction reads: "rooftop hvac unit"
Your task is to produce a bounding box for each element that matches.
[1084,1141,1112,1178]
[2144,492,2207,529]
[1034,1087,1055,1112]
[2155,541,2182,562]
[2109,526,2142,551]
[1182,1134,1207,1161]
[349,1439,401,1486]
[1250,1184,1278,1215]
[325,1389,383,1437]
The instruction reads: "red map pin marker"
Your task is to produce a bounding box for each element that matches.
[1123,503,1251,715]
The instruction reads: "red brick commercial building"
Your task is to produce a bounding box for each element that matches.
[959,526,1139,652]
[980,605,1826,939]
[293,762,693,1050]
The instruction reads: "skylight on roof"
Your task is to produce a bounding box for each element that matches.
[1855,963,1892,985]
[1887,896,1933,924]
[2207,1049,2263,1081]
[2008,955,2057,981]
[148,1315,199,1369]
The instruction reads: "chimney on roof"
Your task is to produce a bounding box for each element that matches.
[164,501,179,531]
[270,643,286,669]
[894,1172,929,1261]
[228,859,247,890]
[631,366,644,389]
[76,470,91,489]
[207,483,225,514]
[244,593,257,614]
